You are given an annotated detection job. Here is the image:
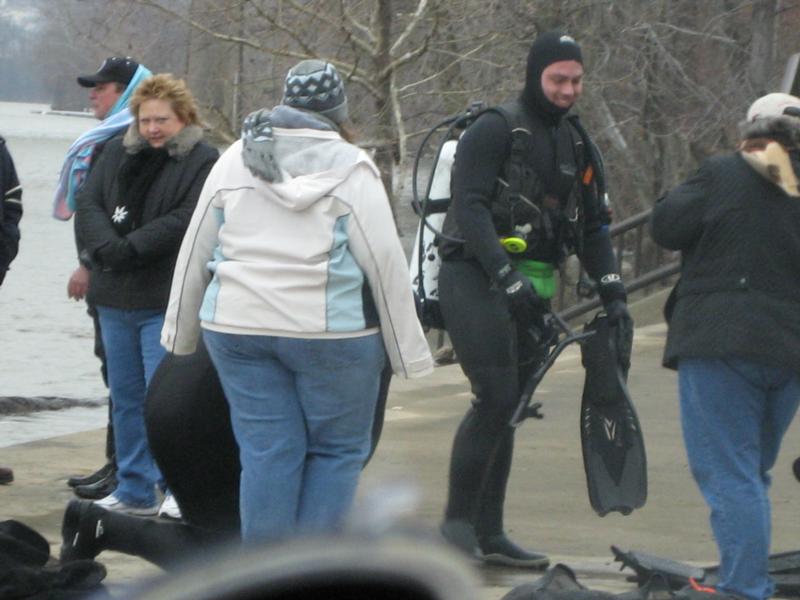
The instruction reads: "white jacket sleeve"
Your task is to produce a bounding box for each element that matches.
[344,161,434,379]
[161,169,222,355]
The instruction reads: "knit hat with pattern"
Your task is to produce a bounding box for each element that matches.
[282,60,348,124]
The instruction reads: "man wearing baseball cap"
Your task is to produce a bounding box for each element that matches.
[652,93,800,600]
[54,56,152,501]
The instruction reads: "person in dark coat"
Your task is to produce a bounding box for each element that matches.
[0,135,22,288]
[651,92,800,600]
[75,73,218,516]
[0,135,22,486]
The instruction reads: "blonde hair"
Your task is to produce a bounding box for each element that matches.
[130,73,200,126]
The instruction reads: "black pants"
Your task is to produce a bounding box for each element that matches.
[89,340,393,570]
[439,260,546,538]
[87,303,115,463]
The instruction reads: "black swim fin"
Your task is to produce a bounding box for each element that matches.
[580,313,647,516]
[612,545,800,596]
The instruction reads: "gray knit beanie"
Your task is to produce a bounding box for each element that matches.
[282,60,349,124]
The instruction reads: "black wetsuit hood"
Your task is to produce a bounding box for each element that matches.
[521,31,583,125]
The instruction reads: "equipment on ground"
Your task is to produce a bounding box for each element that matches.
[613,546,800,597]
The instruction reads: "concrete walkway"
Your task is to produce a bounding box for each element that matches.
[1,322,799,599]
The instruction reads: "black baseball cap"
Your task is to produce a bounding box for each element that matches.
[77,56,139,88]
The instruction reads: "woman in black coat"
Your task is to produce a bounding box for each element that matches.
[75,73,218,516]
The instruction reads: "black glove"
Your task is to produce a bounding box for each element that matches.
[96,238,138,271]
[601,299,631,376]
[495,264,545,330]
[598,274,633,374]
[604,298,631,327]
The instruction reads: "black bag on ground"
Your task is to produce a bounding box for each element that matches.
[501,563,625,600]
[0,519,108,599]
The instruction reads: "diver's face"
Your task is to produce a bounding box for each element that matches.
[541,60,584,109]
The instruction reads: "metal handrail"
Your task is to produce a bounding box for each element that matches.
[556,207,679,321]
[558,261,680,321]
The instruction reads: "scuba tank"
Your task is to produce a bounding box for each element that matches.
[410,102,485,331]
[409,102,609,330]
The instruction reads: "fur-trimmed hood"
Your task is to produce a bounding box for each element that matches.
[739,116,800,198]
[123,124,205,158]
[739,115,800,147]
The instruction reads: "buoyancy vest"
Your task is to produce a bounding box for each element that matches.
[440,100,609,266]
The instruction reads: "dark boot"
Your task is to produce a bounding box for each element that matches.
[74,473,117,500]
[60,499,222,570]
[478,533,550,568]
[61,500,105,562]
[0,466,14,485]
[67,462,115,489]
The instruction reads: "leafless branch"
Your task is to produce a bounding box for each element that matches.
[390,0,429,55]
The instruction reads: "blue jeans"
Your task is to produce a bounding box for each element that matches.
[679,358,800,600]
[97,306,166,507]
[203,330,384,543]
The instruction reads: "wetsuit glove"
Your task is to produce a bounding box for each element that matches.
[495,264,545,325]
[96,238,138,271]
[598,274,633,374]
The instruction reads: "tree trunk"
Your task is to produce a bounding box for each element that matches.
[749,0,777,94]
[373,0,396,202]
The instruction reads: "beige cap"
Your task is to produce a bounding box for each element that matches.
[746,92,800,122]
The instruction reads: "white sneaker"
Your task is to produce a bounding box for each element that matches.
[158,494,182,520]
[93,493,159,516]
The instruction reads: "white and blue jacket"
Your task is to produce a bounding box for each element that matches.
[161,125,433,379]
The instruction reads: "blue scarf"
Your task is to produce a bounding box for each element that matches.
[52,65,153,220]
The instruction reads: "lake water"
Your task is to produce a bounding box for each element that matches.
[0,101,113,446]
[0,100,423,448]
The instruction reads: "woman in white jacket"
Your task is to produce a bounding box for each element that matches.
[162,60,433,543]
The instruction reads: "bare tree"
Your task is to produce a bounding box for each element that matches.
[37,0,800,220]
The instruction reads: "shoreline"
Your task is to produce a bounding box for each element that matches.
[0,404,108,449]
[0,395,106,416]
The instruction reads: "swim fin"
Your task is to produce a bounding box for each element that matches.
[580,313,647,516]
[612,545,800,596]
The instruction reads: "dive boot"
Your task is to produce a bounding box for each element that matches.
[61,499,106,562]
[478,533,550,569]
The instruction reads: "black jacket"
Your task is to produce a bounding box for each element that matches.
[73,130,124,268]
[76,124,218,309]
[652,153,800,372]
[0,136,22,283]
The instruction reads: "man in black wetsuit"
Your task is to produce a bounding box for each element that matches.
[437,31,631,568]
